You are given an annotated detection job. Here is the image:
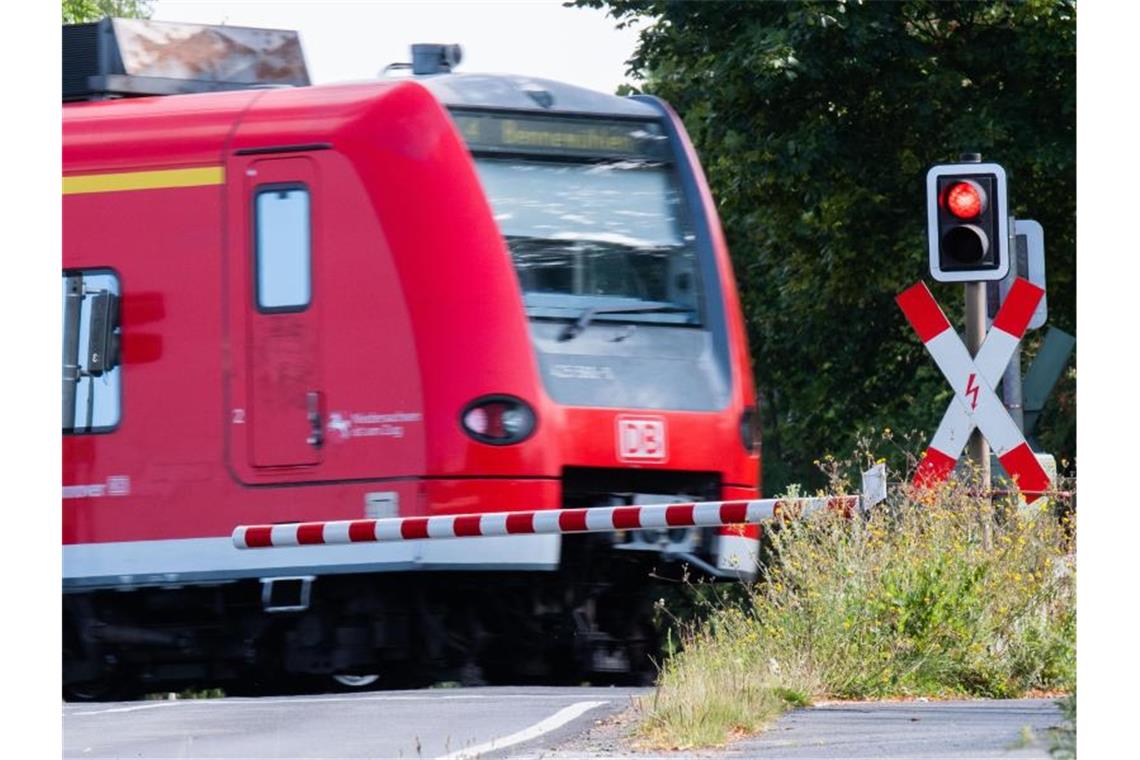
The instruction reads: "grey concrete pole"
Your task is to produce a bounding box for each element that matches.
[956,152,993,495]
[1001,222,1026,434]
[965,281,991,491]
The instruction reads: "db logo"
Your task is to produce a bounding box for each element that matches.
[616,415,668,463]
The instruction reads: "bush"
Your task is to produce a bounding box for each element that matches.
[639,474,1075,749]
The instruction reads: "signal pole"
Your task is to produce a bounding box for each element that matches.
[964,280,991,488]
[956,152,991,494]
[958,153,991,550]
[1000,226,1026,434]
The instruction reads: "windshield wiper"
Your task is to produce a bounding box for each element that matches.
[557,304,693,342]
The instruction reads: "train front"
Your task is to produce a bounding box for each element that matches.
[417,69,762,583]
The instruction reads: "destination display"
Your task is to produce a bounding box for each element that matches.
[450,110,670,160]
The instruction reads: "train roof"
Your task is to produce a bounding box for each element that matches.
[64,77,661,176]
[62,19,662,174]
[63,81,398,174]
[412,72,659,119]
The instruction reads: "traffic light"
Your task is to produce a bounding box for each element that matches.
[926,162,1009,282]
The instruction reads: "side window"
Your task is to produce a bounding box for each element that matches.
[62,270,121,433]
[255,185,311,311]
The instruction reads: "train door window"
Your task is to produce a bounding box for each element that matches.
[255,185,311,311]
[62,270,121,433]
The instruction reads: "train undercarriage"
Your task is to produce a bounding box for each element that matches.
[62,535,693,700]
[64,471,736,700]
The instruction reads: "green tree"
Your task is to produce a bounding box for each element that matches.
[63,0,153,23]
[577,0,1075,492]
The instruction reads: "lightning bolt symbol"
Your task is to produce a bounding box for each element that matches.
[964,373,980,411]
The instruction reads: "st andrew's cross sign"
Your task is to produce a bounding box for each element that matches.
[897,278,1052,496]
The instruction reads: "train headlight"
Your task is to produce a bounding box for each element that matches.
[460,395,536,445]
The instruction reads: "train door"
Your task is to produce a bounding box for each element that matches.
[227,154,325,475]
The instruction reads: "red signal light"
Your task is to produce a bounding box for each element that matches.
[943,181,986,220]
[926,162,1008,282]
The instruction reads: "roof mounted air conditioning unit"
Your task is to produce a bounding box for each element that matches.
[63,17,310,102]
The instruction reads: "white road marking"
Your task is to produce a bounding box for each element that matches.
[66,694,484,716]
[436,699,608,760]
[66,702,176,716]
[65,692,606,717]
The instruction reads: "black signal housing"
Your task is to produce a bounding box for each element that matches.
[926,163,1009,282]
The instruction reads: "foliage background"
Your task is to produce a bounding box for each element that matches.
[576,0,1076,493]
[62,0,152,24]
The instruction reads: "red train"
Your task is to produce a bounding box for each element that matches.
[62,19,760,698]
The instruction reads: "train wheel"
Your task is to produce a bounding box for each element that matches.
[63,628,125,701]
[330,673,381,690]
[63,676,125,702]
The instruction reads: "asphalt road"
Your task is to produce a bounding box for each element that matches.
[722,699,1064,759]
[64,689,1064,760]
[537,697,1065,760]
[62,686,645,759]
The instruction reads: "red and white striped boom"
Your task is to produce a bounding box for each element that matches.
[232,496,861,550]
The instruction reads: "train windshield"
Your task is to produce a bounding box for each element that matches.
[453,111,702,326]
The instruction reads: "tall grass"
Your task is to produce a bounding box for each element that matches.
[639,475,1075,749]
[1051,692,1076,759]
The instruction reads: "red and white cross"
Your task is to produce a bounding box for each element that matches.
[897,277,1052,496]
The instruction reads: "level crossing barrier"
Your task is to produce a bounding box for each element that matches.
[232,495,863,550]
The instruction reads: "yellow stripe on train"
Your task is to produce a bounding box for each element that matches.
[63,166,225,195]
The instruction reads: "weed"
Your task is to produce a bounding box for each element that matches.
[637,445,1075,749]
[1050,692,1076,759]
[145,687,226,700]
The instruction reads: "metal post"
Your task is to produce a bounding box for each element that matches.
[957,152,991,492]
[1000,215,1026,434]
[964,281,991,489]
[1002,345,1025,431]
[948,151,994,547]
[966,280,994,550]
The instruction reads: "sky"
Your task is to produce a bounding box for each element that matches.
[151,0,645,95]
